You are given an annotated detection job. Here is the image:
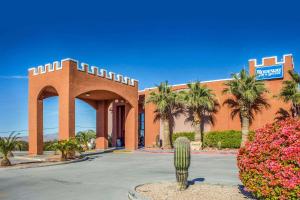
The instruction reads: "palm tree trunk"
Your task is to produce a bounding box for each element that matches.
[241,117,249,147]
[1,155,11,166]
[194,123,201,142]
[163,120,172,149]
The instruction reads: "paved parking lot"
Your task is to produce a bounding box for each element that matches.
[0,152,240,200]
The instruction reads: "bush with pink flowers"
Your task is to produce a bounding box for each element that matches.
[237,118,300,200]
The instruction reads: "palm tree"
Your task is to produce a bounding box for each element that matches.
[278,70,300,117]
[223,69,269,147]
[146,81,183,148]
[50,138,82,161]
[0,132,21,166]
[76,130,96,150]
[274,107,292,122]
[180,81,219,146]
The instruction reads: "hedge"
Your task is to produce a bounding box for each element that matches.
[172,130,254,149]
[203,130,241,148]
[172,132,195,143]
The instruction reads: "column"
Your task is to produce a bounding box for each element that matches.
[96,101,109,149]
[125,102,138,150]
[59,95,75,140]
[29,99,43,155]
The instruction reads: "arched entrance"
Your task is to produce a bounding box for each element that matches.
[28,59,139,155]
[76,90,134,149]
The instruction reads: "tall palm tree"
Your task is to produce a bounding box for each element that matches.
[146,81,183,148]
[0,132,21,166]
[278,70,300,117]
[223,69,269,147]
[180,81,219,146]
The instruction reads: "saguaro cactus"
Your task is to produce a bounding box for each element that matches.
[174,137,191,191]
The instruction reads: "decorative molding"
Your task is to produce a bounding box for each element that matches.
[249,54,293,67]
[28,58,138,87]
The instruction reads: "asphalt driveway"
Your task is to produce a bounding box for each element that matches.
[0,152,240,200]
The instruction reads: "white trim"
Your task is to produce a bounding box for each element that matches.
[129,79,138,86]
[99,69,107,77]
[106,71,115,80]
[78,63,88,72]
[53,61,61,70]
[122,76,130,84]
[91,66,99,75]
[249,54,293,67]
[38,65,46,74]
[28,67,38,75]
[139,78,233,92]
[27,58,139,83]
[45,63,54,72]
[115,74,123,82]
[61,58,78,63]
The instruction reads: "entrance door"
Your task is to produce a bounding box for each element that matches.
[116,105,125,146]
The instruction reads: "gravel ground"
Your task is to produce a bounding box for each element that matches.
[136,182,256,200]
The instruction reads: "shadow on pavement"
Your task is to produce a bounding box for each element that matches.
[188,177,205,185]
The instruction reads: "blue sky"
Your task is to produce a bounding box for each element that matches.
[0,0,299,136]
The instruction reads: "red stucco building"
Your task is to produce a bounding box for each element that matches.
[28,54,294,154]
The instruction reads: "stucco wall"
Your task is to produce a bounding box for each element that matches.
[142,54,294,147]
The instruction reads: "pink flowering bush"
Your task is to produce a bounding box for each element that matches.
[238,118,300,200]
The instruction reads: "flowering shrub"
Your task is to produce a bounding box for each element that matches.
[238,118,300,200]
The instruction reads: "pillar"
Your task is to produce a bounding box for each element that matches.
[125,102,138,150]
[96,101,109,149]
[112,103,117,147]
[59,95,75,140]
[144,92,160,148]
[29,99,43,155]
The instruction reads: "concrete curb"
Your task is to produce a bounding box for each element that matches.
[136,148,237,155]
[128,184,150,200]
[81,148,116,156]
[129,182,256,200]
[0,157,89,170]
[0,148,116,170]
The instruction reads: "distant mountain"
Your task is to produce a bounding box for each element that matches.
[20,134,58,142]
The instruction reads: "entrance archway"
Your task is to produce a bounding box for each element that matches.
[76,90,135,149]
[28,59,139,155]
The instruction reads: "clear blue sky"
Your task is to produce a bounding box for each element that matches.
[0,0,299,136]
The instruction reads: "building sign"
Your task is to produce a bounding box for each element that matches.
[255,65,283,80]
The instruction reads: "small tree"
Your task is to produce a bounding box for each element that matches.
[223,69,269,147]
[0,132,21,166]
[278,70,300,118]
[50,138,82,161]
[146,81,183,148]
[76,130,96,150]
[180,81,219,146]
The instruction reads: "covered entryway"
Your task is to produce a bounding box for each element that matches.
[28,58,139,155]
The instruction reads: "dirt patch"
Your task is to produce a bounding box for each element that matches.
[136,182,255,200]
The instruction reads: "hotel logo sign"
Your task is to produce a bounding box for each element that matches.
[255,65,283,80]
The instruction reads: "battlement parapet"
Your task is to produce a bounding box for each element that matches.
[28,58,138,87]
[249,54,293,67]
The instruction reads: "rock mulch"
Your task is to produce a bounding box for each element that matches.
[136,182,255,200]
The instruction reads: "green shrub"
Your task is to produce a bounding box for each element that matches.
[172,130,254,149]
[172,132,195,143]
[203,130,241,148]
[14,140,28,151]
[43,140,57,151]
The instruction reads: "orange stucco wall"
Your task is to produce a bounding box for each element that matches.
[28,54,294,152]
[141,54,294,147]
[28,59,139,155]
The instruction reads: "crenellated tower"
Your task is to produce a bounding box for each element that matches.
[28,58,139,155]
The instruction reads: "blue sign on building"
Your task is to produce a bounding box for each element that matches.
[255,65,284,80]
